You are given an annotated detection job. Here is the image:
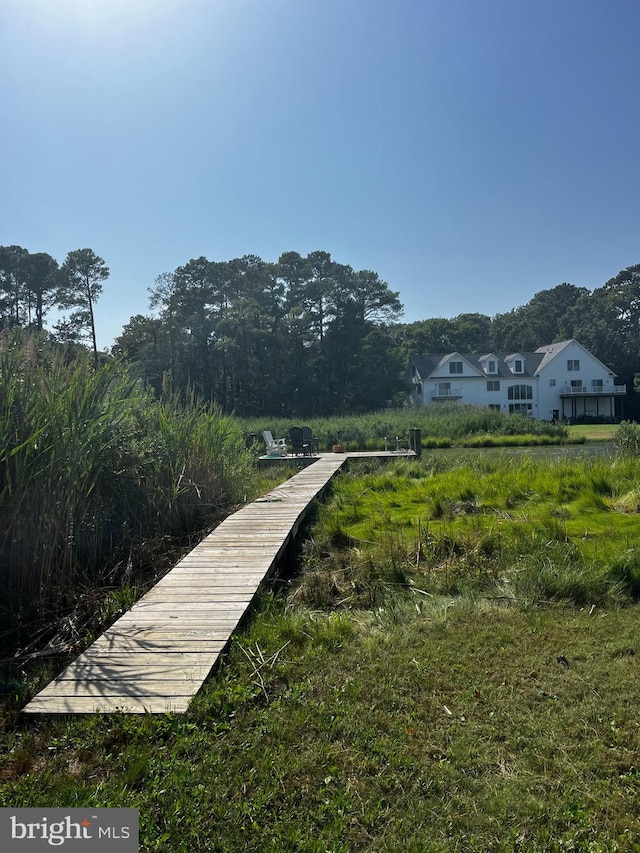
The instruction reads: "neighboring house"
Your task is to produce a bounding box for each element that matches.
[407,339,626,422]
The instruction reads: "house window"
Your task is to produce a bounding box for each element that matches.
[449,361,463,374]
[508,384,533,400]
[571,380,582,389]
[487,360,497,374]
[549,379,556,387]
[415,381,423,395]
[514,359,523,373]
[488,404,501,411]
[487,380,500,391]
[509,403,533,415]
[437,382,451,397]
[591,379,603,389]
[567,359,580,371]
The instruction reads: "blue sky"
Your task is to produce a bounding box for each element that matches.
[2,0,639,349]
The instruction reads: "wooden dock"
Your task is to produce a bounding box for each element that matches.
[23,450,415,715]
[23,455,348,714]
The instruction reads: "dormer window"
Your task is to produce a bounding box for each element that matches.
[479,354,498,375]
[449,360,463,374]
[505,354,525,375]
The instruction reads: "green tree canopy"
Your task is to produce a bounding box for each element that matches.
[58,249,109,366]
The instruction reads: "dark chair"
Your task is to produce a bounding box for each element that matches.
[288,426,309,456]
[301,426,319,455]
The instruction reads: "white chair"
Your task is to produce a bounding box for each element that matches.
[263,430,287,457]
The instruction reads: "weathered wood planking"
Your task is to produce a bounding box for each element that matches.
[23,455,347,715]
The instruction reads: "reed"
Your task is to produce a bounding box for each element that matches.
[243,404,568,452]
[0,329,254,643]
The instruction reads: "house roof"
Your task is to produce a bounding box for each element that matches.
[409,351,545,379]
[409,339,618,381]
[534,339,574,372]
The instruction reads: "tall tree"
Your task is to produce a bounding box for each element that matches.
[492,283,588,352]
[448,313,492,352]
[0,245,29,328]
[112,315,170,394]
[58,249,109,366]
[391,318,454,361]
[149,271,180,384]
[571,265,640,388]
[22,252,60,330]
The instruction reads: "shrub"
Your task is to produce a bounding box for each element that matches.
[614,421,640,457]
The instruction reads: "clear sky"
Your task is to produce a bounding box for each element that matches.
[2,0,639,349]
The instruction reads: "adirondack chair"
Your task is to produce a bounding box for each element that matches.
[289,426,309,456]
[263,430,287,457]
[301,426,319,455]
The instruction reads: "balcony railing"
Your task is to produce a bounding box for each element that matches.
[429,385,464,401]
[559,384,626,396]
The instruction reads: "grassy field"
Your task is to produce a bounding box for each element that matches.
[566,423,619,442]
[2,595,640,852]
[3,452,640,851]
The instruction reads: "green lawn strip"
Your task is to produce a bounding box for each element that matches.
[566,424,619,442]
[2,599,639,852]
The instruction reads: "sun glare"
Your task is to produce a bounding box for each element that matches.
[13,0,178,33]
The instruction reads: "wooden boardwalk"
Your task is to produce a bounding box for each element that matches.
[23,455,348,714]
[23,451,415,715]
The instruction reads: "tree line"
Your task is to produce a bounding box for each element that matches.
[3,243,640,417]
[114,251,405,416]
[0,245,109,366]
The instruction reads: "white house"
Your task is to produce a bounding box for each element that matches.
[407,339,626,422]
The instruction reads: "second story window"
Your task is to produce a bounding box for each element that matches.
[487,380,500,391]
[508,384,533,400]
[567,359,580,371]
[449,360,463,374]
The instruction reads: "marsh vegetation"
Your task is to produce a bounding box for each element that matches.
[3,446,640,850]
[296,453,640,609]
[244,405,572,453]
[0,329,257,652]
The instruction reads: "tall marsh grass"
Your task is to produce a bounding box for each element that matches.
[0,330,254,642]
[295,454,640,609]
[243,404,567,451]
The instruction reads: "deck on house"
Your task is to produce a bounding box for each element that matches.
[23,450,415,715]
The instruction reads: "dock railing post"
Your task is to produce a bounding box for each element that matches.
[410,428,422,458]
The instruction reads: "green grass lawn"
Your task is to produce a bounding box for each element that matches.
[2,596,639,852]
[3,453,640,852]
[566,423,619,442]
